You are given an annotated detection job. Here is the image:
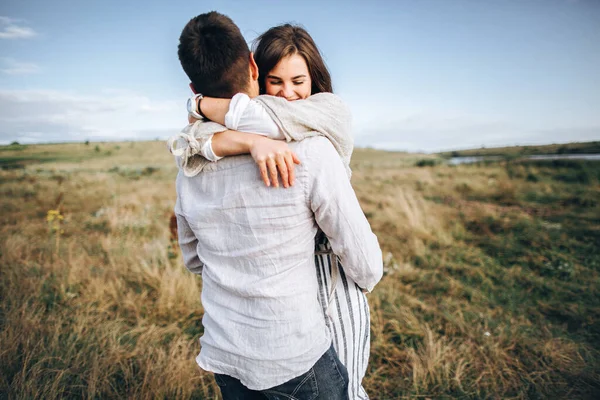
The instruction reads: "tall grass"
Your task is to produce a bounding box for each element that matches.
[1,142,599,399]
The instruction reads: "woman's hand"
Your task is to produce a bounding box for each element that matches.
[249,136,301,188]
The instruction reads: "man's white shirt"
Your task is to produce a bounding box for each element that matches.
[175,136,382,390]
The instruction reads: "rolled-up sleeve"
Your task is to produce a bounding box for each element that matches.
[174,196,203,275]
[307,138,383,292]
[224,93,283,139]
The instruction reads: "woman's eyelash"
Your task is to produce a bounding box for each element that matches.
[267,81,305,85]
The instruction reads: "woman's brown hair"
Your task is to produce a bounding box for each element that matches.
[252,24,333,95]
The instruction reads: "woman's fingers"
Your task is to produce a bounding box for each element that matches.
[266,157,279,187]
[276,153,289,188]
[257,159,270,187]
[284,152,295,187]
[249,137,302,188]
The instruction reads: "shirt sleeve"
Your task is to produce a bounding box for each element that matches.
[224,93,285,139]
[174,196,203,275]
[200,135,222,162]
[307,138,383,292]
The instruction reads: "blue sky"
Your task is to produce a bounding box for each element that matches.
[1,0,599,152]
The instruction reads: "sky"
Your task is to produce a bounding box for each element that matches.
[0,0,599,152]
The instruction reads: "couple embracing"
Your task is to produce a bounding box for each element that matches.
[170,11,383,400]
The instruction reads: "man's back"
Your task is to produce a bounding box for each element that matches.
[175,136,382,390]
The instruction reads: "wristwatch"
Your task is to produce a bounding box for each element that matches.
[187,93,206,120]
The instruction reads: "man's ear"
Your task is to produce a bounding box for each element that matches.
[189,83,197,94]
[249,52,259,81]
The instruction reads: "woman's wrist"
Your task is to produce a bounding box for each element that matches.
[195,97,230,125]
[244,132,261,153]
[187,93,205,120]
[196,96,208,120]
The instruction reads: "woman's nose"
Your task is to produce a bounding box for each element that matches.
[281,84,294,99]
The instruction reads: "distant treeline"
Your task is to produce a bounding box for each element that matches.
[439,141,600,158]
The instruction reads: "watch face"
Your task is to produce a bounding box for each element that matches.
[186,96,195,114]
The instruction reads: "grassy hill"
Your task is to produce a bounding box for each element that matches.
[439,140,600,158]
[1,141,599,398]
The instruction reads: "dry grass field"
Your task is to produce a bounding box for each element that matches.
[1,141,599,399]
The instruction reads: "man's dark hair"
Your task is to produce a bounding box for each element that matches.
[178,12,250,98]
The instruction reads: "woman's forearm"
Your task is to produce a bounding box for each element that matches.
[210,130,255,158]
[195,94,282,139]
[198,97,230,125]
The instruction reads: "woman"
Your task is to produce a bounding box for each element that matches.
[179,25,372,400]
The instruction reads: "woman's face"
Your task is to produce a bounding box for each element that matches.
[264,53,311,100]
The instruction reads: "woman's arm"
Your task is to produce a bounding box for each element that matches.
[190,94,295,187]
[206,129,300,188]
[186,92,352,184]
[196,97,229,125]
[194,94,284,139]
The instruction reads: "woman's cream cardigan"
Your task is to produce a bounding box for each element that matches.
[168,93,354,178]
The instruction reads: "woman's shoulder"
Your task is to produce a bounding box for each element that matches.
[309,92,341,102]
[255,92,343,104]
[309,93,351,117]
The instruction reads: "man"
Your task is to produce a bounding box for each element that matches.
[174,11,382,399]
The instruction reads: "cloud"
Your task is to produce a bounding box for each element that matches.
[0,16,37,39]
[0,89,186,144]
[1,58,41,74]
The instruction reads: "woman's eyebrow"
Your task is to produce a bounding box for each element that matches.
[266,74,307,80]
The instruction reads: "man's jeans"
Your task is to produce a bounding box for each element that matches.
[214,344,349,400]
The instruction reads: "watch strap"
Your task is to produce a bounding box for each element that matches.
[188,93,206,120]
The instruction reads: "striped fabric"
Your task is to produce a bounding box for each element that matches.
[315,232,371,400]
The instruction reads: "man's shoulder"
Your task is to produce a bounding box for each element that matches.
[290,137,345,180]
[291,136,338,159]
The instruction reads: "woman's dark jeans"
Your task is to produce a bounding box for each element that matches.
[214,344,349,400]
